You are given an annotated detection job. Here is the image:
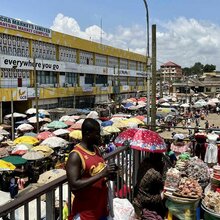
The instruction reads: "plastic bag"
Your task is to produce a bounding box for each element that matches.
[166,199,199,220]
[113,198,137,220]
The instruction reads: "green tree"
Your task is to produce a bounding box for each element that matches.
[191,62,204,76]
[203,64,216,72]
[182,67,191,76]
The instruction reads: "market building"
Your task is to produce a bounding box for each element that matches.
[0,15,148,120]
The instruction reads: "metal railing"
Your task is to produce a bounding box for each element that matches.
[0,145,143,220]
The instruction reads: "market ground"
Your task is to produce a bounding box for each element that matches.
[159,113,220,139]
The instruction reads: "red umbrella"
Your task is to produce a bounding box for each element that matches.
[70,123,82,130]
[36,131,55,140]
[114,128,166,152]
[135,115,145,121]
[64,121,75,126]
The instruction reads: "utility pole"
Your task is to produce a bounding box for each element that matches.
[142,0,151,125]
[159,69,163,98]
[11,65,17,140]
[33,57,39,133]
[151,24,157,131]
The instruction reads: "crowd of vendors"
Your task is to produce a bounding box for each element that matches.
[0,95,220,219]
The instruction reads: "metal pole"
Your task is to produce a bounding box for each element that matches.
[11,66,17,140]
[151,24,157,131]
[142,0,151,125]
[34,57,39,133]
[11,89,14,140]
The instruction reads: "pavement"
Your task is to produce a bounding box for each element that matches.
[159,113,220,139]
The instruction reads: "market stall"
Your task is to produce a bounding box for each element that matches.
[202,165,220,219]
[164,154,210,220]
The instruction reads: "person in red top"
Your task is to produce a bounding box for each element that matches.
[66,118,118,220]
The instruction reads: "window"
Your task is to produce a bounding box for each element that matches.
[85,74,94,84]
[96,75,107,84]
[66,72,77,84]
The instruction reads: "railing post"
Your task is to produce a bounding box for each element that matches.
[46,190,55,220]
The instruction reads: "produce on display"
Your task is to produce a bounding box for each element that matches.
[185,157,210,188]
[203,190,220,214]
[164,168,181,190]
[174,177,203,198]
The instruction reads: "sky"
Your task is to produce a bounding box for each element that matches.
[1,0,220,69]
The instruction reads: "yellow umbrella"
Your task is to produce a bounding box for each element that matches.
[14,136,39,145]
[126,118,144,125]
[0,159,16,171]
[103,126,120,133]
[32,145,54,157]
[101,129,111,136]
[113,120,128,128]
[69,130,82,140]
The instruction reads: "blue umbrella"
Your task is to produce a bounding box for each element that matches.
[101,121,113,127]
[122,103,134,109]
[15,120,29,125]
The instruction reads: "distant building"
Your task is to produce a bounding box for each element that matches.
[160,61,182,82]
[0,15,148,119]
[173,71,220,98]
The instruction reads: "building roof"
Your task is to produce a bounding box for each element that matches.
[160,61,181,68]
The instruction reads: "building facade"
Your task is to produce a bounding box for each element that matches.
[160,61,182,82]
[0,15,148,118]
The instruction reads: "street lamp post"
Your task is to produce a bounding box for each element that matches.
[142,0,151,125]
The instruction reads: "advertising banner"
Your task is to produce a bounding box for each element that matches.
[17,87,27,100]
[0,15,51,38]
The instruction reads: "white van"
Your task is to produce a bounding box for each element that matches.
[156,107,179,117]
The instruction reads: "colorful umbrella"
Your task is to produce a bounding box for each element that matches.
[37,131,55,140]
[69,130,82,140]
[53,129,70,136]
[135,116,145,121]
[101,121,113,127]
[0,159,16,171]
[22,151,45,160]
[70,122,83,130]
[17,124,34,132]
[113,120,128,128]
[37,169,66,184]
[47,121,68,129]
[40,137,68,148]
[4,112,27,119]
[86,111,99,119]
[114,128,166,152]
[42,118,52,123]
[28,116,44,124]
[126,118,144,125]
[32,145,54,157]
[64,121,75,126]
[11,144,29,156]
[1,155,27,165]
[103,126,120,134]
[23,132,37,137]
[14,136,39,145]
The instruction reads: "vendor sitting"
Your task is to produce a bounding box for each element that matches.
[171,134,190,156]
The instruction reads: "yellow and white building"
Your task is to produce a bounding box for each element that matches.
[0,15,148,117]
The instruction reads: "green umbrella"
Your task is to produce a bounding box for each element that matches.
[2,156,27,165]
[47,121,68,129]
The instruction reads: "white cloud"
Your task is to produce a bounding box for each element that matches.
[51,14,220,69]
